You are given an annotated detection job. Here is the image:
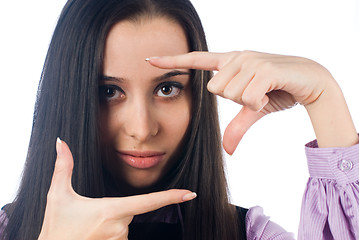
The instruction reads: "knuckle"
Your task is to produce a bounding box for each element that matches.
[221,51,241,67]
[260,60,275,71]
[258,59,280,77]
[227,51,240,59]
[229,50,254,69]
[242,93,261,111]
[46,189,59,204]
[223,88,234,99]
[241,93,251,105]
[46,192,54,204]
[206,82,215,92]
[240,50,254,60]
[232,55,243,66]
[207,81,221,94]
[231,51,244,61]
[223,88,240,103]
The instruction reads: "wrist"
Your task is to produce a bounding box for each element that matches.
[305,81,358,148]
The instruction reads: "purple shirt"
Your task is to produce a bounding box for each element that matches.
[245,139,359,239]
[1,139,359,239]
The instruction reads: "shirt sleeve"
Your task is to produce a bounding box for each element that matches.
[298,139,359,240]
[245,206,295,240]
[245,139,359,240]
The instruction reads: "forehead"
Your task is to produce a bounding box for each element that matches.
[103,17,189,77]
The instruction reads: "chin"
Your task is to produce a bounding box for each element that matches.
[129,180,155,189]
[125,173,161,189]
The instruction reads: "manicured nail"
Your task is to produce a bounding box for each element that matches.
[56,137,62,156]
[182,192,197,201]
[145,56,160,62]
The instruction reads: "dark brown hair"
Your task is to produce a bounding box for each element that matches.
[2,0,245,239]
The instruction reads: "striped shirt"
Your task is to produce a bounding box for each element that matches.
[1,138,359,239]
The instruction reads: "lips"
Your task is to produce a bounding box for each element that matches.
[117,150,165,169]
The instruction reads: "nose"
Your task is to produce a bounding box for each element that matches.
[123,100,159,142]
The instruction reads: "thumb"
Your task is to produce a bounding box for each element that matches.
[223,107,265,155]
[49,138,75,193]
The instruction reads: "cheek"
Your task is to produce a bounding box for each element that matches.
[160,100,191,141]
[99,107,119,142]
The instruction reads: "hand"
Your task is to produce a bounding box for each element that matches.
[148,51,338,153]
[38,138,196,240]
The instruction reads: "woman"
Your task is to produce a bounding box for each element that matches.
[1,0,358,239]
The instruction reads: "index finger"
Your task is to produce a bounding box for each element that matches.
[105,189,197,217]
[147,51,225,71]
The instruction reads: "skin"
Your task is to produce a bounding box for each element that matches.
[39,18,195,240]
[38,139,196,240]
[39,19,359,240]
[148,51,359,151]
[99,18,191,189]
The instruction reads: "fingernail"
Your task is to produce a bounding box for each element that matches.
[145,56,160,62]
[182,192,197,201]
[56,137,62,156]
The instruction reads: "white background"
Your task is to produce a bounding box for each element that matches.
[0,0,358,237]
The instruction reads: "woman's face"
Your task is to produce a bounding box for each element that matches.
[99,17,191,189]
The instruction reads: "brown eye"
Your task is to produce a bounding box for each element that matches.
[99,85,125,102]
[161,85,173,95]
[155,82,184,98]
[105,87,116,97]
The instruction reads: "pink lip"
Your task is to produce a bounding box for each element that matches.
[117,150,165,169]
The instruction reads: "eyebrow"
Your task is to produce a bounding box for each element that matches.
[101,70,190,83]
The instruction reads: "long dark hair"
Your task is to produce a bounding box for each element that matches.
[2,0,245,239]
